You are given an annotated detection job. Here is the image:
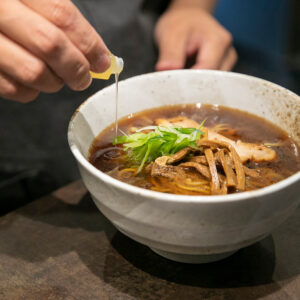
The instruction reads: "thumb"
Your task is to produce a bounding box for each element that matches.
[155,30,187,71]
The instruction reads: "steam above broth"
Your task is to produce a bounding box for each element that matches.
[89,104,300,195]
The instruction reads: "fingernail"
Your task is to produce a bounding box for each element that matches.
[77,73,92,91]
[93,53,111,73]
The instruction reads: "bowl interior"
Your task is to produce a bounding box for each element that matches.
[69,70,300,166]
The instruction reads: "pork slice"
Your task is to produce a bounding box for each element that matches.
[234,140,276,163]
[206,129,276,163]
[156,116,277,163]
[155,116,200,128]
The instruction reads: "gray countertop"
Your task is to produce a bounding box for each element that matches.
[0,181,299,300]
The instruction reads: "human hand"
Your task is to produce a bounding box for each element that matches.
[0,0,110,103]
[155,6,237,71]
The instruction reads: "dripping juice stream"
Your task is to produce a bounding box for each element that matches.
[114,73,119,136]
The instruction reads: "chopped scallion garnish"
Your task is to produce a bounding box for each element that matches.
[113,123,205,173]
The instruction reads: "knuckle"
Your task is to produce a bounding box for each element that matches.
[68,61,90,90]
[20,61,46,85]
[221,30,233,45]
[51,0,76,29]
[36,28,63,56]
[74,61,90,79]
[81,37,99,57]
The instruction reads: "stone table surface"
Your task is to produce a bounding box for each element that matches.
[0,181,299,300]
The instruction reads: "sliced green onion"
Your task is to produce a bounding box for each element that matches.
[113,123,205,173]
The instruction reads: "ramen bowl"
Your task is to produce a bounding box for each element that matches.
[68,70,300,263]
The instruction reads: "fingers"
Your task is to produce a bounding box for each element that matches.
[21,0,111,73]
[0,0,91,91]
[0,32,63,93]
[192,42,237,71]
[192,32,233,70]
[0,72,40,103]
[155,36,187,71]
[220,47,238,71]
[155,20,188,71]
[185,33,201,57]
[154,6,237,73]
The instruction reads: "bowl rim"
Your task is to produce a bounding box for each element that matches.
[68,69,300,204]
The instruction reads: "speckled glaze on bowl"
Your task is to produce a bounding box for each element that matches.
[68,70,300,263]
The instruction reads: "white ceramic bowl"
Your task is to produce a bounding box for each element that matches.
[68,70,300,263]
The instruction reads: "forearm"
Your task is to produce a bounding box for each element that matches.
[168,0,218,13]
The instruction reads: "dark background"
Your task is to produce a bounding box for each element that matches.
[0,0,299,215]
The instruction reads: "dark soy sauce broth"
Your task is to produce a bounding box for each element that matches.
[89,104,300,194]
